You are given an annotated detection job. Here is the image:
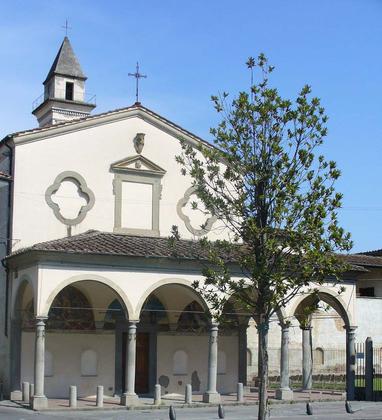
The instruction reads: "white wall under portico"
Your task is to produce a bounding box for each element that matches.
[31,264,223,319]
[21,331,115,398]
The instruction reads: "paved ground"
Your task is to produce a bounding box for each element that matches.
[1,401,382,420]
[7,389,345,411]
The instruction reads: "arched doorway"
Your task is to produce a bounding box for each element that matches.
[292,289,353,394]
[135,283,221,396]
[10,279,35,396]
[115,294,169,396]
[40,280,129,398]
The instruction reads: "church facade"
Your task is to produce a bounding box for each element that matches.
[1,36,381,409]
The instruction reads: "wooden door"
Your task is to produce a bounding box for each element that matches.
[135,333,150,394]
[122,332,150,395]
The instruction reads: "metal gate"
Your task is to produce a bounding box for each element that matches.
[355,338,382,401]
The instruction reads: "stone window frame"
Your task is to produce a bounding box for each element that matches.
[113,171,163,237]
[45,170,95,226]
[177,186,217,237]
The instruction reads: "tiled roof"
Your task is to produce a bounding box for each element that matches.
[357,249,382,257]
[7,230,213,261]
[6,230,370,272]
[340,253,382,268]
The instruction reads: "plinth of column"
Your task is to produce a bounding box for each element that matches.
[31,395,48,410]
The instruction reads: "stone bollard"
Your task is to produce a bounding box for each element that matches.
[69,385,77,408]
[154,384,161,405]
[169,405,176,420]
[29,383,34,406]
[185,384,192,404]
[96,385,103,408]
[22,381,30,403]
[237,382,244,402]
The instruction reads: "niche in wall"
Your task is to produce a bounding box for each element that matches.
[173,350,188,375]
[81,349,98,376]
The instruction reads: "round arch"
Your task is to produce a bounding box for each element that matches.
[290,287,353,327]
[13,275,35,319]
[223,289,288,325]
[134,278,212,320]
[41,274,134,319]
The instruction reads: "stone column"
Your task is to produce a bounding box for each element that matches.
[10,319,22,401]
[203,322,221,403]
[276,323,293,400]
[345,326,357,401]
[32,318,48,410]
[238,324,248,386]
[121,321,139,406]
[301,325,313,390]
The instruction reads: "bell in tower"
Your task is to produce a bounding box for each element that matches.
[32,36,96,127]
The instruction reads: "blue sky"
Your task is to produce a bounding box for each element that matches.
[1,0,381,252]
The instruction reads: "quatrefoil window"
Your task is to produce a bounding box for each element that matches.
[176,187,217,236]
[45,171,95,226]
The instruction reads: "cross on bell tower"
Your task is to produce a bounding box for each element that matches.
[61,19,71,36]
[128,62,147,105]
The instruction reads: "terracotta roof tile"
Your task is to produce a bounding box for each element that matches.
[6,230,370,273]
[357,249,382,257]
[7,230,213,261]
[339,253,382,268]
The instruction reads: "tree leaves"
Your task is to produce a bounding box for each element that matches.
[175,54,352,324]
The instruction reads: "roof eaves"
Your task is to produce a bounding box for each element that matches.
[4,104,215,153]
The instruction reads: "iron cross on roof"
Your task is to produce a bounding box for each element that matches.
[128,62,147,104]
[61,19,71,36]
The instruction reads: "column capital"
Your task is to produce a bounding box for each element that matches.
[210,321,219,329]
[344,325,357,333]
[279,321,291,330]
[300,325,312,331]
[35,317,48,326]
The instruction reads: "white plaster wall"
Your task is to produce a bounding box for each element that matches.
[21,332,115,398]
[157,334,238,395]
[357,280,382,297]
[356,297,382,343]
[54,76,85,102]
[12,114,227,251]
[33,265,233,319]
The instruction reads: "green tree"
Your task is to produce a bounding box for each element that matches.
[174,54,352,420]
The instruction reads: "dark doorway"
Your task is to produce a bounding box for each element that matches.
[122,332,150,394]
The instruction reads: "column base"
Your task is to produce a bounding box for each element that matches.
[31,395,48,410]
[202,391,221,403]
[275,387,293,400]
[121,392,139,406]
[10,390,22,401]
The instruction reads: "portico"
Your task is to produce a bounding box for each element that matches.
[6,231,244,407]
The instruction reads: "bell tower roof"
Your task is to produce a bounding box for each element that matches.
[32,36,95,128]
[44,36,86,84]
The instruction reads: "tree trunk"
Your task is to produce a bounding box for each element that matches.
[257,318,269,420]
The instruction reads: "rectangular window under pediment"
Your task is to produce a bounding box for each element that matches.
[112,157,165,236]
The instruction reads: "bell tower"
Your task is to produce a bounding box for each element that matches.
[32,37,96,127]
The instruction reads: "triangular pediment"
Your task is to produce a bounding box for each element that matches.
[110,155,166,176]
